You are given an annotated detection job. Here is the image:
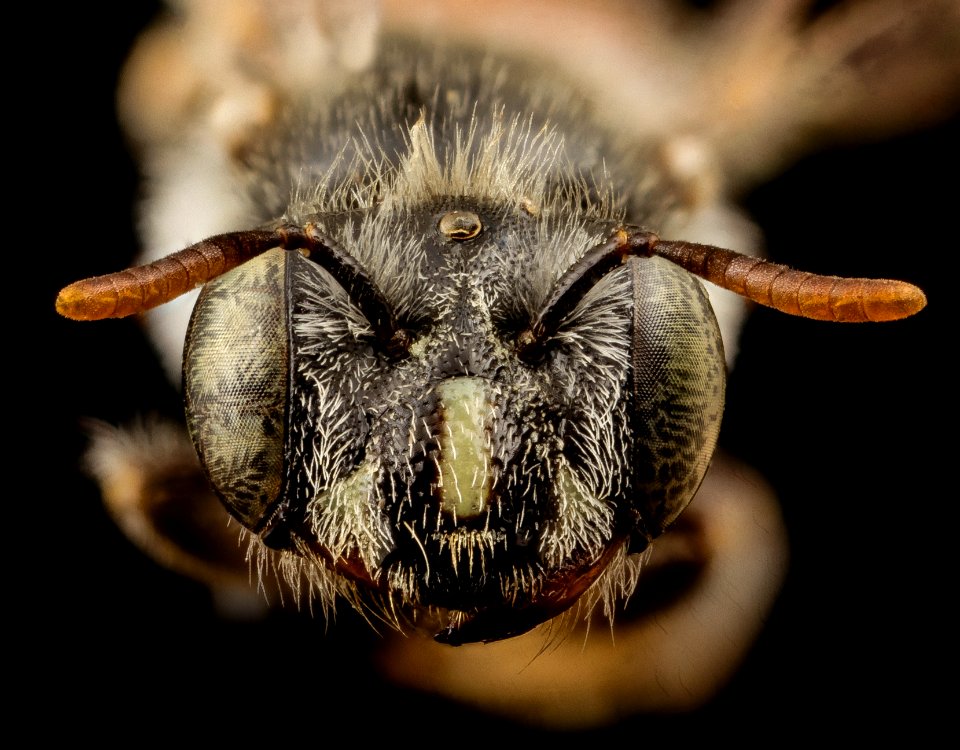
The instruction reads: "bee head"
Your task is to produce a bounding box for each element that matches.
[180,195,725,643]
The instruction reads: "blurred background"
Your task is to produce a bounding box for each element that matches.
[37,0,951,740]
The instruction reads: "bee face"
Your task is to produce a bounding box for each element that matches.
[183,102,725,640]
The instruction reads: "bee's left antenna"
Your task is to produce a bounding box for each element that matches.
[590,227,926,323]
[650,235,927,323]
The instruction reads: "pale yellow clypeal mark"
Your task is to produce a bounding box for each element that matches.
[436,378,492,520]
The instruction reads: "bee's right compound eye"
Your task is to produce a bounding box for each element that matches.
[183,248,289,534]
[181,225,409,542]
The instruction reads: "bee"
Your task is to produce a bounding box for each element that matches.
[52,0,954,731]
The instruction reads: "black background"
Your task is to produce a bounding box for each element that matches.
[35,1,951,740]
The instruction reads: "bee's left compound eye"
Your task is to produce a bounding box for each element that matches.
[625,256,725,538]
[517,228,725,544]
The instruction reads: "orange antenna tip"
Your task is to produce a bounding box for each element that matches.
[56,278,121,321]
[861,279,927,322]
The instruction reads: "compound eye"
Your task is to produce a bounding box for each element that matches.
[183,248,289,533]
[628,257,726,538]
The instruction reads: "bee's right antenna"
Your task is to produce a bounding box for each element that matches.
[55,230,279,321]
[55,224,405,352]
